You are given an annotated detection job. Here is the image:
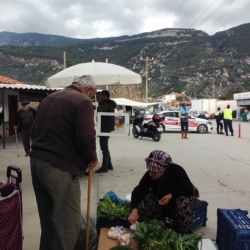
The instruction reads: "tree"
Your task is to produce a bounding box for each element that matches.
[109,85,142,101]
[223,83,244,100]
[176,96,182,102]
[108,81,165,101]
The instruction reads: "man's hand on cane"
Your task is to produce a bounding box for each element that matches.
[89,160,98,168]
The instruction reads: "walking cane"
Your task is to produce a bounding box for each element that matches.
[86,166,93,250]
[14,128,20,157]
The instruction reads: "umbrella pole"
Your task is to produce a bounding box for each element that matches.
[86,166,93,250]
[95,95,100,170]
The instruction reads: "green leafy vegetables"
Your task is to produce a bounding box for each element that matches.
[133,220,202,250]
[97,197,131,221]
[109,246,134,250]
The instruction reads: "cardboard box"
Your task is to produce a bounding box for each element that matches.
[98,228,138,250]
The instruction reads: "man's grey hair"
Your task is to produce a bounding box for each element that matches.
[72,75,97,88]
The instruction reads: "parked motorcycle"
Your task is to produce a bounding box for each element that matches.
[132,112,165,141]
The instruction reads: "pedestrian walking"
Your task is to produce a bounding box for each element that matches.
[223,104,234,136]
[30,75,98,250]
[215,107,224,134]
[14,101,36,156]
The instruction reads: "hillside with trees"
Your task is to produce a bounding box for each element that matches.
[0,24,250,100]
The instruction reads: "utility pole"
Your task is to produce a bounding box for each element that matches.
[141,56,154,103]
[106,58,109,90]
[63,51,66,69]
[213,84,215,99]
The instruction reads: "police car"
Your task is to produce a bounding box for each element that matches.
[144,111,213,134]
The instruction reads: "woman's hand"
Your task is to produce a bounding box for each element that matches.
[158,194,173,206]
[128,208,139,224]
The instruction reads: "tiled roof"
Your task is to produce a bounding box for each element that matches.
[0,75,25,84]
[0,83,62,91]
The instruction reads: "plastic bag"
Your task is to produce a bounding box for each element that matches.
[74,212,98,250]
[103,190,125,205]
[107,226,126,240]
[130,221,139,231]
[125,193,131,202]
[117,233,132,246]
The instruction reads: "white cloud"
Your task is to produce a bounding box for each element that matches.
[0,0,249,38]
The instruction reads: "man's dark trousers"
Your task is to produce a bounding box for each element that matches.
[224,119,233,134]
[30,157,81,250]
[99,136,112,169]
[21,129,31,153]
[216,121,223,133]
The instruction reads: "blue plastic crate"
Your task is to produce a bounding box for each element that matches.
[163,199,208,229]
[192,199,208,228]
[216,209,250,250]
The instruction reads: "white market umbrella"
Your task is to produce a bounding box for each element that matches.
[113,98,159,107]
[46,60,142,88]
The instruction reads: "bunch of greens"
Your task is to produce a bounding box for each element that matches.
[97,197,131,221]
[133,220,202,250]
[133,220,172,250]
[109,246,134,250]
[172,233,202,250]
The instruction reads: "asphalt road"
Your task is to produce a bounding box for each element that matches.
[0,119,249,249]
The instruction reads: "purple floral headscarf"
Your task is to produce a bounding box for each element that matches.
[145,150,172,172]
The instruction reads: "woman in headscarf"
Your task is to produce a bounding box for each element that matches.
[128,150,199,234]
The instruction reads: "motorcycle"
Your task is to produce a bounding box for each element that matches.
[132,112,165,141]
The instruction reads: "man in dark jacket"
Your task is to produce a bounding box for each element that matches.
[14,100,36,156]
[215,107,224,134]
[95,90,116,173]
[30,75,98,250]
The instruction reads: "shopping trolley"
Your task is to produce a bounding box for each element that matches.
[0,166,23,250]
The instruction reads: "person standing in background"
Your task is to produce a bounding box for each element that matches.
[223,104,234,136]
[215,107,224,134]
[179,103,189,139]
[198,112,207,119]
[95,90,116,173]
[14,101,36,156]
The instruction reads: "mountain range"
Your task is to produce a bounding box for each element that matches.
[0,23,250,99]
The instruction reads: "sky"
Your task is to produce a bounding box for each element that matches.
[0,0,250,39]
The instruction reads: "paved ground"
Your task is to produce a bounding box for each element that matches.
[0,119,250,249]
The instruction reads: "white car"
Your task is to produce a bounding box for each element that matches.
[144,111,213,134]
